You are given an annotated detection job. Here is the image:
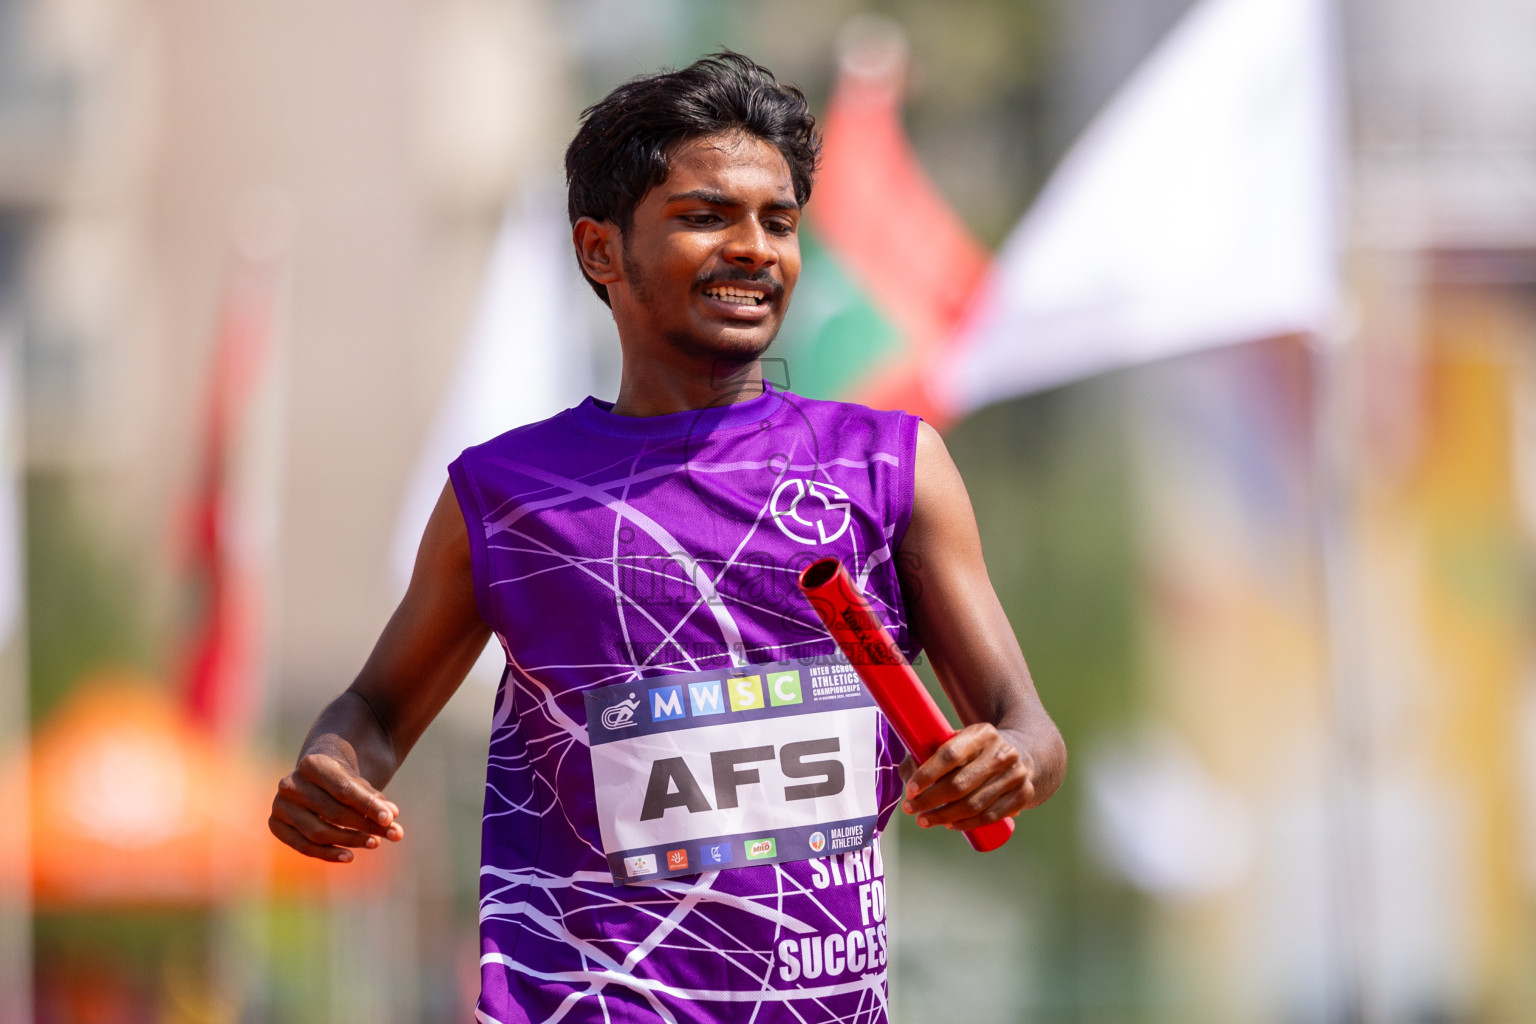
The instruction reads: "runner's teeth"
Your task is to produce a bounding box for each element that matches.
[706,288,763,305]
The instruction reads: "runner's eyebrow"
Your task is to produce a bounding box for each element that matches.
[663,189,800,213]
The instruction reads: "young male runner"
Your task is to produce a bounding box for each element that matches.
[270,53,1065,1023]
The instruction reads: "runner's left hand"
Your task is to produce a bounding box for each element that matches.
[900,723,1034,831]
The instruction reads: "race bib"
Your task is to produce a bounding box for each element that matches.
[585,659,880,885]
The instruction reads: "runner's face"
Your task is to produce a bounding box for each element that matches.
[614,133,802,364]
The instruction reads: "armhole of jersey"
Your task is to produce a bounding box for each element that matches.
[889,411,921,554]
[887,410,922,663]
[448,454,497,629]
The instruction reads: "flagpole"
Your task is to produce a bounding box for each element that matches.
[1307,0,1376,1014]
[1310,313,1377,1024]
[0,299,30,1024]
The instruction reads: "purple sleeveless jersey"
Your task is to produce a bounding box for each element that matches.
[449,383,919,1024]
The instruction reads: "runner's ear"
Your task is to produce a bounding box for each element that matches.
[573,217,623,288]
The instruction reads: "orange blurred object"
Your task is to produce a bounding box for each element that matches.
[3,674,384,907]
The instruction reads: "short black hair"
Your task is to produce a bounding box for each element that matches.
[564,51,821,305]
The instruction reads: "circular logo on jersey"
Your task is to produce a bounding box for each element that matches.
[808,830,827,854]
[770,478,851,545]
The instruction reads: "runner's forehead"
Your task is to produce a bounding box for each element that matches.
[650,134,799,209]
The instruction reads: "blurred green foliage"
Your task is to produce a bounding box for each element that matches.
[898,377,1160,1023]
[33,909,208,978]
[25,471,158,725]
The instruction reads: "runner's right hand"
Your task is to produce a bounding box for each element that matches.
[268,752,404,862]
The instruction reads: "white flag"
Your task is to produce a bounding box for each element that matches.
[391,191,598,589]
[940,0,1339,412]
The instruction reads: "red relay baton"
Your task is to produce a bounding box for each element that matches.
[797,556,1015,853]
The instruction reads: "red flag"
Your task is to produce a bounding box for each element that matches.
[181,208,287,736]
[810,29,991,426]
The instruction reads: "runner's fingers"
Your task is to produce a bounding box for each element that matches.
[273,803,382,850]
[903,724,1007,801]
[928,766,1034,829]
[268,818,356,863]
[903,731,983,796]
[914,756,1031,827]
[902,762,969,815]
[288,776,399,838]
[905,742,1016,815]
[296,753,399,826]
[944,778,1033,833]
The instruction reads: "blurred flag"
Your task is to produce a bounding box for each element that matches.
[774,18,989,425]
[1085,726,1253,898]
[180,193,290,737]
[390,191,595,590]
[939,0,1338,414]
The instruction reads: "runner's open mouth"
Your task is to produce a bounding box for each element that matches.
[703,285,770,306]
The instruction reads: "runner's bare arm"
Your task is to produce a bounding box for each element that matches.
[894,421,1066,831]
[269,481,491,861]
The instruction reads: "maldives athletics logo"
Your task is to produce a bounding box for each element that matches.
[600,693,641,730]
[770,478,851,545]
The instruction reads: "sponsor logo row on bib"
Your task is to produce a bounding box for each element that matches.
[622,829,843,880]
[605,670,806,730]
[621,836,773,879]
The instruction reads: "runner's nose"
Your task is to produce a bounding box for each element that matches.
[723,216,776,270]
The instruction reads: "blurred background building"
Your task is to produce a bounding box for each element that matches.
[2,0,1535,1021]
